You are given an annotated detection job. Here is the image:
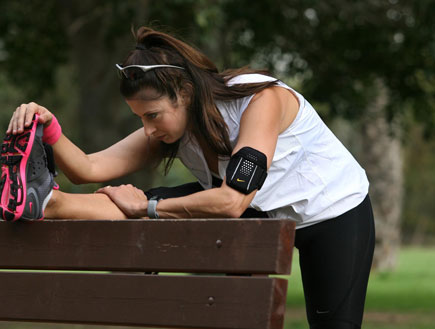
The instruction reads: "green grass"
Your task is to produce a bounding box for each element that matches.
[283,246,435,328]
[284,247,435,311]
[284,321,435,329]
[365,247,435,312]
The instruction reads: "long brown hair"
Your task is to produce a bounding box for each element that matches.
[119,27,278,173]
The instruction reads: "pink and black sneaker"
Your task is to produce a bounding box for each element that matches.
[0,115,55,221]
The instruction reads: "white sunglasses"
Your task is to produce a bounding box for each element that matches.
[116,64,185,80]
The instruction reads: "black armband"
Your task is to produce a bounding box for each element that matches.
[226,147,268,194]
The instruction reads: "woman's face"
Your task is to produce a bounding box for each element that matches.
[126,90,189,144]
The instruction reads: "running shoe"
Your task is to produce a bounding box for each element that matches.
[0,115,55,221]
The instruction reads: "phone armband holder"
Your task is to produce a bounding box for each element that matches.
[226,147,268,195]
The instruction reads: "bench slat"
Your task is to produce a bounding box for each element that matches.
[0,219,295,274]
[0,272,288,329]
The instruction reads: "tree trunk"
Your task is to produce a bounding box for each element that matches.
[57,1,154,190]
[360,80,404,272]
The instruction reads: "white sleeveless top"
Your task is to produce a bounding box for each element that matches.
[177,74,369,228]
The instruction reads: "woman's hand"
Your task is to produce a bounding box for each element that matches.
[7,102,54,135]
[96,184,149,218]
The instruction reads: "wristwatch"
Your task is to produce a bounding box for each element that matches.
[147,195,163,219]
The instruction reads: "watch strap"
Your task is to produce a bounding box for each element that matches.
[147,196,162,219]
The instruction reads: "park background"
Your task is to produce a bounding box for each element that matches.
[0,1,433,328]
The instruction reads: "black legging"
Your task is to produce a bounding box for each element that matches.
[145,183,374,328]
[295,195,375,328]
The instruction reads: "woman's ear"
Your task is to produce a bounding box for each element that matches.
[178,83,194,107]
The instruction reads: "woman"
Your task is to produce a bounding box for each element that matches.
[1,27,374,329]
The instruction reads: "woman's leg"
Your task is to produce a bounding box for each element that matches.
[44,190,128,220]
[43,180,270,220]
[43,182,203,220]
[295,195,375,329]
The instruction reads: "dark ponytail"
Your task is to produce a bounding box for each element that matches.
[119,27,278,174]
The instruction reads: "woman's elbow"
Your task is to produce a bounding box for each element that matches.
[218,190,248,218]
[65,163,97,185]
[67,170,95,185]
[225,206,245,218]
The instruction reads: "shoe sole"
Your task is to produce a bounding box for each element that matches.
[0,115,41,221]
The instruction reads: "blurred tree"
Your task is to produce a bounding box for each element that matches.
[402,124,435,245]
[0,0,68,99]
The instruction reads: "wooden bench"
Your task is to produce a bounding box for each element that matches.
[0,218,295,329]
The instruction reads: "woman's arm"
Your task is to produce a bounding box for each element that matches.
[99,86,299,218]
[8,102,159,184]
[53,129,156,184]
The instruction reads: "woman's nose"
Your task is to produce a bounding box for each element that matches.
[142,121,156,137]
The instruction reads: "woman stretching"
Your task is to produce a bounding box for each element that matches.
[0,27,375,329]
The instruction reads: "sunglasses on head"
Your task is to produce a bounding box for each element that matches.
[115,64,185,80]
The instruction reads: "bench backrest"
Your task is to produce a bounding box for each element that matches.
[0,218,295,329]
